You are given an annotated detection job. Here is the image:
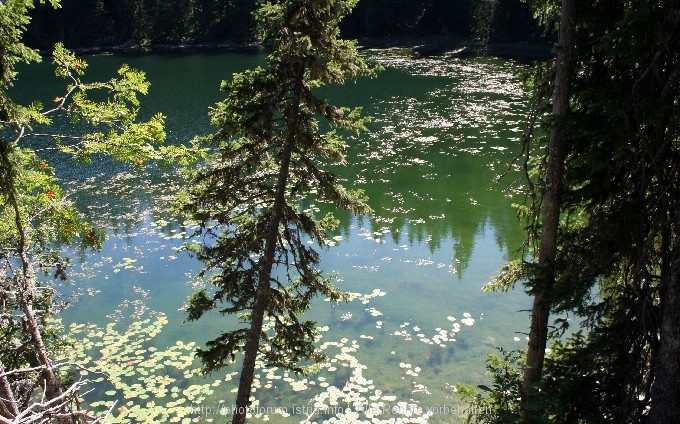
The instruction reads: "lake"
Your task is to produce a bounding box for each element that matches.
[16,47,531,423]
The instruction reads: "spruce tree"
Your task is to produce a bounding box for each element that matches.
[180,1,376,422]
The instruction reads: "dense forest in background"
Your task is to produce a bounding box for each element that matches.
[24,0,540,50]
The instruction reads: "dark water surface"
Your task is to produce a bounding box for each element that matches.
[15,48,531,423]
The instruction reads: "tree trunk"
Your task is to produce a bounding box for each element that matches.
[232,71,304,424]
[522,0,575,415]
[8,188,68,422]
[646,236,680,423]
[232,139,295,424]
[0,362,20,420]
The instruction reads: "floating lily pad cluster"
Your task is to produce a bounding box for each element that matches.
[59,297,228,423]
[57,283,486,423]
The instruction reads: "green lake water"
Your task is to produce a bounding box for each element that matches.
[16,48,532,423]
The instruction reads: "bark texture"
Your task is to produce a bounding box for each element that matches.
[646,237,680,423]
[522,0,576,411]
[232,70,304,424]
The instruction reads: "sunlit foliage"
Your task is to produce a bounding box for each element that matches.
[1,0,188,420]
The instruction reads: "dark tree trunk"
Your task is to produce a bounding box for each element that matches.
[522,0,575,416]
[646,237,680,423]
[232,138,295,424]
[232,70,304,424]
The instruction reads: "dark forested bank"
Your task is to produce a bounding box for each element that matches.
[24,0,540,50]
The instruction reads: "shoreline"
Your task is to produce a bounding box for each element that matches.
[41,35,551,63]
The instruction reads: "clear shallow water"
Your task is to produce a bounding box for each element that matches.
[15,48,531,423]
